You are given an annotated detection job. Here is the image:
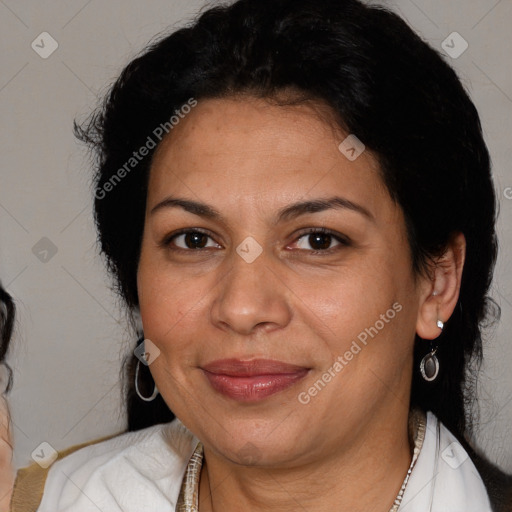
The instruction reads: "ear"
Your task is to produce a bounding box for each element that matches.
[416,232,466,340]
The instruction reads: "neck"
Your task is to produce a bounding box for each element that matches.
[198,407,414,512]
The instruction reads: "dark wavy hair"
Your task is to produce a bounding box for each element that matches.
[76,0,499,448]
[0,283,15,394]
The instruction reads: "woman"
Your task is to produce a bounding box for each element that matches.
[0,283,15,512]
[9,0,512,510]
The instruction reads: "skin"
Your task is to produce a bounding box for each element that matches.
[137,96,465,512]
[0,395,14,512]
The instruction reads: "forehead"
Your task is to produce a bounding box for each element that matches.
[148,97,389,219]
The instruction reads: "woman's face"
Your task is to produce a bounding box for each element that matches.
[137,96,422,467]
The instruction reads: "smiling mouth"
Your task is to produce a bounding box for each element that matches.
[201,358,310,402]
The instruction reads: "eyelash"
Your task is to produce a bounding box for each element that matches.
[161,227,350,255]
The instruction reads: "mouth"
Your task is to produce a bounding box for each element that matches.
[201,358,310,402]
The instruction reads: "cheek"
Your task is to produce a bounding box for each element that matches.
[318,263,392,323]
[137,252,210,356]
[138,249,175,340]
[138,276,185,342]
[315,260,412,365]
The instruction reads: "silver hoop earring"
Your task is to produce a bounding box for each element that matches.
[420,347,439,382]
[420,319,443,382]
[135,359,159,402]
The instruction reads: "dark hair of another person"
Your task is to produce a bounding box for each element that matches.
[75,0,509,493]
[0,283,15,394]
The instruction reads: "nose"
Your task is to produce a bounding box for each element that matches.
[210,246,292,336]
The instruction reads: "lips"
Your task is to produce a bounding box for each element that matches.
[201,358,310,402]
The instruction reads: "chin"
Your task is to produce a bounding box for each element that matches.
[202,418,309,467]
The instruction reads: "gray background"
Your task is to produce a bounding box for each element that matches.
[1,0,511,472]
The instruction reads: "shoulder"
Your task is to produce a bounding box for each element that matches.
[11,432,120,512]
[404,411,495,511]
[11,419,198,512]
[460,432,512,512]
[430,412,512,512]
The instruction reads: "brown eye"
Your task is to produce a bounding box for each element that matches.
[166,230,220,250]
[306,232,333,250]
[293,228,349,253]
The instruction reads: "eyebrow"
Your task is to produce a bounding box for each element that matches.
[150,195,374,223]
